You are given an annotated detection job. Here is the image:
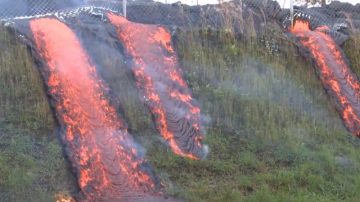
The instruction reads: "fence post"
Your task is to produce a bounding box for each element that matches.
[123,0,127,18]
[290,0,294,27]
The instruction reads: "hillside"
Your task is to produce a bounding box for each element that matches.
[1,1,360,201]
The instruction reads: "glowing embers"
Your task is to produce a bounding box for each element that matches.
[29,18,161,201]
[291,20,360,136]
[107,13,207,159]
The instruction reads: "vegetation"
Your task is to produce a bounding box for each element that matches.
[1,21,360,202]
[344,32,360,76]
[140,26,360,201]
[0,27,77,201]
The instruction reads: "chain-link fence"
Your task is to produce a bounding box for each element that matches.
[1,0,359,28]
[1,1,360,201]
[0,0,123,19]
[0,0,359,47]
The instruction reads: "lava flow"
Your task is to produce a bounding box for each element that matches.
[107,13,207,159]
[30,18,167,201]
[291,19,360,136]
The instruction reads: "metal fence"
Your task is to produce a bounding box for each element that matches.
[0,0,329,20]
[0,0,359,32]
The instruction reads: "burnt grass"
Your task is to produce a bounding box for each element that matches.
[1,14,360,202]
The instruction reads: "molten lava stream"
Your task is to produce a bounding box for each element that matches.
[30,18,164,201]
[291,20,360,136]
[107,13,207,160]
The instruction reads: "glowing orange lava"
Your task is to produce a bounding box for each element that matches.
[107,13,206,159]
[30,18,161,201]
[291,20,360,136]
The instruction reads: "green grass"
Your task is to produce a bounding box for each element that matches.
[344,31,360,76]
[0,27,77,201]
[1,21,360,202]
[140,27,360,201]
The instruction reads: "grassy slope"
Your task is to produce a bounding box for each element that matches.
[344,32,360,76]
[0,28,77,201]
[142,27,360,201]
[1,23,360,202]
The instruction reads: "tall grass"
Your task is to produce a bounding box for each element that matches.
[76,15,360,201]
[0,27,54,133]
[344,32,360,76]
[139,25,360,201]
[0,14,360,202]
[0,27,77,201]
